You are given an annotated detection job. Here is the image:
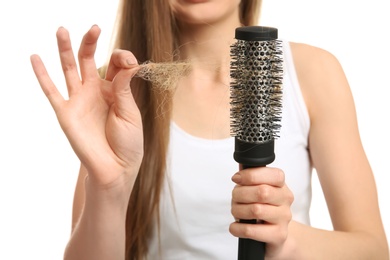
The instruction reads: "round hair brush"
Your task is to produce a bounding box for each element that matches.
[230,26,283,260]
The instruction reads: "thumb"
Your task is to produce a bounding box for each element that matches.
[111,66,141,122]
[105,49,139,81]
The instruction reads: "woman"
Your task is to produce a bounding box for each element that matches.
[30,0,388,259]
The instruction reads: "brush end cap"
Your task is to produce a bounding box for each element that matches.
[233,139,276,166]
[235,26,278,41]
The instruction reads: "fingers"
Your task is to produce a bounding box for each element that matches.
[56,27,81,96]
[231,167,294,213]
[229,166,294,249]
[232,166,285,187]
[31,25,100,110]
[232,183,292,205]
[231,167,293,206]
[78,25,101,81]
[231,182,293,224]
[30,54,64,111]
[105,49,139,81]
[231,200,292,223]
[111,67,141,122]
[229,220,289,245]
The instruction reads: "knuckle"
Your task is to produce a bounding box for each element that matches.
[286,189,295,205]
[78,52,87,59]
[245,170,256,184]
[63,63,77,72]
[251,204,262,218]
[242,225,255,238]
[230,205,238,218]
[257,185,270,202]
[283,207,293,222]
[231,188,238,202]
[288,193,295,205]
[230,222,256,239]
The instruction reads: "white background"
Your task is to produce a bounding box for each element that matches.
[1,0,389,259]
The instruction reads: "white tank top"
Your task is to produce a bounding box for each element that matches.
[147,41,312,259]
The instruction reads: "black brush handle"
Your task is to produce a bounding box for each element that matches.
[238,211,265,260]
[235,139,275,260]
[238,164,266,260]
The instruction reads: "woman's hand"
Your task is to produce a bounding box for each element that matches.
[230,167,294,258]
[30,25,143,188]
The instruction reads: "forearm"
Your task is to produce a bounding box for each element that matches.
[64,177,132,260]
[281,221,389,260]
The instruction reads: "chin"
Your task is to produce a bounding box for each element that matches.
[172,0,240,26]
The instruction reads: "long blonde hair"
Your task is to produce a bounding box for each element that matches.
[107,0,262,258]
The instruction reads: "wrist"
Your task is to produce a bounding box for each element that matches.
[84,168,138,213]
[267,221,301,260]
[66,176,131,260]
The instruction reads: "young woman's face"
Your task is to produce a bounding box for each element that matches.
[171,0,241,26]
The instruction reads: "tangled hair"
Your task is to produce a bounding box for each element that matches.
[105,0,262,259]
[136,61,192,91]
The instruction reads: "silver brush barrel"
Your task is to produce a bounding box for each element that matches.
[230,26,283,166]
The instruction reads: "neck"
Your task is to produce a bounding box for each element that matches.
[176,17,241,73]
[172,16,241,139]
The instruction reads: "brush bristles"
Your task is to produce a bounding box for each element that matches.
[230,39,283,144]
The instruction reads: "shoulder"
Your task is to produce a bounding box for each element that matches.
[287,42,351,119]
[288,41,346,87]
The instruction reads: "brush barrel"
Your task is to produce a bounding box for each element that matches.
[231,26,282,260]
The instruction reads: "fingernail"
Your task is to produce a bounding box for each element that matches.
[232,173,242,184]
[126,57,138,65]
